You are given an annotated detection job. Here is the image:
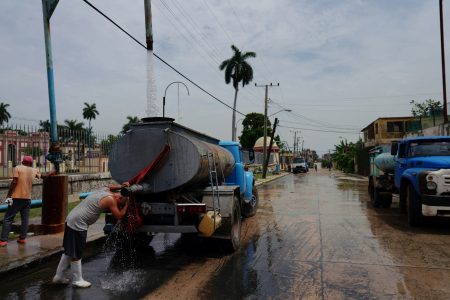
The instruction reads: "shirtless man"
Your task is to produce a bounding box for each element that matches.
[52,187,128,287]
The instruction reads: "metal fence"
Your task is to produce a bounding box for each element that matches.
[0,123,118,178]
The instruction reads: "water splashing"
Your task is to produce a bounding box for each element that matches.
[146,51,159,117]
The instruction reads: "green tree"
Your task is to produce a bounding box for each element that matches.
[239,112,272,149]
[0,102,11,127]
[122,116,142,133]
[64,119,85,131]
[82,102,99,134]
[100,134,119,155]
[410,99,442,126]
[219,45,256,141]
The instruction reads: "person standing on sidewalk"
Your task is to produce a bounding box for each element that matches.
[52,188,129,288]
[0,156,49,247]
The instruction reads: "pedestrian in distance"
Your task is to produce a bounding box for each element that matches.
[52,186,129,288]
[314,164,318,172]
[0,156,54,247]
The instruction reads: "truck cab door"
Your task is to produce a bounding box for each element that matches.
[393,142,407,188]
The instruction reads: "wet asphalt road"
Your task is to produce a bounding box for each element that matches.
[3,169,450,299]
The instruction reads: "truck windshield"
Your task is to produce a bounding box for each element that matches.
[408,140,450,157]
[293,158,305,163]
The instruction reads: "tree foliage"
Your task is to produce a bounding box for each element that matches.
[0,102,11,127]
[332,139,364,173]
[82,102,99,133]
[410,99,442,118]
[239,112,272,149]
[219,45,256,141]
[122,116,142,133]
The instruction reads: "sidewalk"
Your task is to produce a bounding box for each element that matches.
[0,172,290,278]
[0,219,105,278]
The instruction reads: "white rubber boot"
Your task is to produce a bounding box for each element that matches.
[71,260,91,288]
[52,254,71,284]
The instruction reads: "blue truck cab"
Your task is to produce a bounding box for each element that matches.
[219,141,258,217]
[391,136,450,225]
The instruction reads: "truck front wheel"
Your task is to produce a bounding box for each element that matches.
[242,186,259,218]
[406,184,422,226]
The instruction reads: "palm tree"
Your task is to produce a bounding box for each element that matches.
[82,102,99,134]
[64,119,85,131]
[219,45,256,141]
[122,116,141,133]
[0,102,11,127]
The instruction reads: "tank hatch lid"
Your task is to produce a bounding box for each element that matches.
[141,117,175,123]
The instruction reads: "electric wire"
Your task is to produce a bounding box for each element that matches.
[80,0,245,116]
[278,124,360,134]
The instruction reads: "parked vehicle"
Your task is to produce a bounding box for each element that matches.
[368,136,450,226]
[104,117,258,251]
[291,157,308,174]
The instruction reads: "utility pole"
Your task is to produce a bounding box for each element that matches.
[255,83,279,178]
[293,131,297,156]
[263,118,279,179]
[439,0,448,123]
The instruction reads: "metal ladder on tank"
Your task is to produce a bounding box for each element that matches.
[206,152,221,218]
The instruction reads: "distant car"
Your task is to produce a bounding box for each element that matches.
[291,157,308,174]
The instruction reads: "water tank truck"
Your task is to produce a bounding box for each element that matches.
[368,137,450,226]
[104,117,258,251]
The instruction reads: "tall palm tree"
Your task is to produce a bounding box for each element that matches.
[82,102,99,134]
[122,116,141,133]
[219,45,256,141]
[0,102,11,127]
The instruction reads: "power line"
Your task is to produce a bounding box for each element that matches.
[278,124,360,134]
[80,0,245,117]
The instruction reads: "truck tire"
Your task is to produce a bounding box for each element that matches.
[373,187,383,208]
[406,183,422,226]
[226,195,242,252]
[368,177,374,198]
[382,194,392,208]
[242,186,259,218]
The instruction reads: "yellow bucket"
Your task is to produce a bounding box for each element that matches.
[198,211,222,237]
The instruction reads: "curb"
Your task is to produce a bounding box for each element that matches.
[0,233,106,280]
[255,172,290,187]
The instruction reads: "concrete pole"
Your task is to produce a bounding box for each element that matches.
[440,0,448,123]
[263,85,268,178]
[144,0,153,50]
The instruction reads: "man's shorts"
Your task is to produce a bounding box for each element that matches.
[63,224,87,259]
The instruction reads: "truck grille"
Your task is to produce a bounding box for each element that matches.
[444,175,450,185]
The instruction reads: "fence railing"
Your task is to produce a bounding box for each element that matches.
[0,123,118,178]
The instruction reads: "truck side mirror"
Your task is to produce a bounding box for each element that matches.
[248,149,255,164]
[391,143,398,156]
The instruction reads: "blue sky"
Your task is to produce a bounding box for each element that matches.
[0,0,448,154]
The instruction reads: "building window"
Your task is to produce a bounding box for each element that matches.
[375,123,378,134]
[387,121,403,132]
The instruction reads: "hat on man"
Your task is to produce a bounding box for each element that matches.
[22,156,33,165]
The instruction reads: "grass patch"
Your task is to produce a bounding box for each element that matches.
[0,200,81,225]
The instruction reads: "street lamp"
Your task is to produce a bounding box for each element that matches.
[163,81,190,118]
[269,109,292,117]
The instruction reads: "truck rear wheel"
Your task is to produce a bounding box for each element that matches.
[242,186,258,218]
[406,183,422,226]
[373,187,383,208]
[226,195,242,252]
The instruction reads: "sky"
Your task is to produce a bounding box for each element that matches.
[0,0,449,155]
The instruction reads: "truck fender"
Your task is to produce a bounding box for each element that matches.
[243,171,254,201]
[401,168,427,195]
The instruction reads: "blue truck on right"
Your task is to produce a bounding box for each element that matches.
[369,136,450,226]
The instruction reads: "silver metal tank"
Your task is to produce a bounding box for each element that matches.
[109,118,235,193]
[374,152,396,174]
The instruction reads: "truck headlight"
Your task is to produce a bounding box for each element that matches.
[426,181,437,190]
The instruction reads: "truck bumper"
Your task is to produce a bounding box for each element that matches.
[421,195,450,216]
